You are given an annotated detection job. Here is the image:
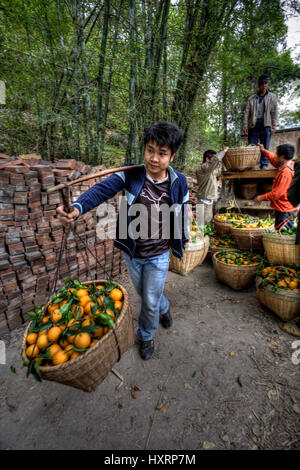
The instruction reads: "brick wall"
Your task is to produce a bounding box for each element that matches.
[0,158,125,337]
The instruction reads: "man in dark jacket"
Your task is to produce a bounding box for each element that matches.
[57,121,189,360]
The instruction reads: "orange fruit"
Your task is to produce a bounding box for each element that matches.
[59,300,68,308]
[109,288,122,301]
[277,281,287,288]
[59,337,69,348]
[26,344,39,358]
[47,326,61,343]
[27,333,38,345]
[79,295,91,307]
[52,350,69,365]
[67,318,80,331]
[106,309,115,318]
[82,317,94,328]
[70,351,80,360]
[48,344,62,358]
[74,332,91,349]
[42,316,50,324]
[38,329,48,336]
[76,288,88,298]
[64,345,74,356]
[48,303,59,315]
[93,326,105,338]
[96,285,104,291]
[37,334,49,350]
[90,339,98,348]
[68,334,75,344]
[114,300,123,311]
[71,305,84,318]
[289,280,298,289]
[84,302,96,316]
[60,324,66,332]
[51,310,63,324]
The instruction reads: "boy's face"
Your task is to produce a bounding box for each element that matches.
[276,154,286,166]
[144,140,175,179]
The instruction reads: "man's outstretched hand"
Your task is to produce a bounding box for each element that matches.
[56,205,79,226]
[258,143,265,152]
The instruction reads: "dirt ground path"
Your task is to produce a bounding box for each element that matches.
[0,261,299,450]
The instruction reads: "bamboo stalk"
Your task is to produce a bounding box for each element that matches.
[47,164,143,193]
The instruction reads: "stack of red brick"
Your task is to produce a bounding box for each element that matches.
[0,158,124,336]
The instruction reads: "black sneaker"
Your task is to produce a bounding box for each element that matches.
[140,340,154,360]
[160,309,173,329]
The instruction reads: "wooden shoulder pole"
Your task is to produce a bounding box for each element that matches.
[47,164,143,194]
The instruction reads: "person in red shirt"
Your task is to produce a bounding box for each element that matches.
[253,143,298,229]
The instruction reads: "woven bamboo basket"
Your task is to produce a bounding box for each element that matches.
[262,233,300,265]
[207,246,235,263]
[169,236,209,276]
[212,253,259,290]
[256,277,300,321]
[231,226,266,251]
[240,182,258,200]
[214,216,232,237]
[223,146,260,171]
[22,280,134,392]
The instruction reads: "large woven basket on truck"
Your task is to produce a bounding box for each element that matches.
[262,231,300,265]
[22,280,134,392]
[169,236,209,276]
[256,276,300,321]
[212,250,261,290]
[223,146,260,171]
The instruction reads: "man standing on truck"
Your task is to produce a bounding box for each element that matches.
[243,74,278,169]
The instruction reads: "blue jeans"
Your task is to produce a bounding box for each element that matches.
[123,250,170,341]
[248,125,271,166]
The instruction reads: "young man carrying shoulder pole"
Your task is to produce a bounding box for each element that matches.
[57,121,190,360]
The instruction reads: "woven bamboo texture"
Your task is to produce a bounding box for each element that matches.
[22,280,134,392]
[212,253,259,290]
[207,247,235,264]
[240,182,258,200]
[231,226,265,251]
[214,217,232,237]
[256,277,300,321]
[223,146,260,171]
[262,233,300,265]
[169,236,209,276]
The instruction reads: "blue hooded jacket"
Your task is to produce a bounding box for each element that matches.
[72,163,190,259]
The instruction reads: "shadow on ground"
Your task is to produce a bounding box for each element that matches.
[0,261,299,450]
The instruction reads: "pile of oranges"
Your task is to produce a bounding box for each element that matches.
[231,217,273,230]
[215,212,248,223]
[210,233,237,249]
[258,266,300,291]
[24,278,124,367]
[216,250,261,266]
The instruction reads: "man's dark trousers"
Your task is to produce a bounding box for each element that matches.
[275,210,297,230]
[248,124,271,167]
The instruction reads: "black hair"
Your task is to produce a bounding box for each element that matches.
[143,121,183,155]
[203,149,216,163]
[276,144,295,160]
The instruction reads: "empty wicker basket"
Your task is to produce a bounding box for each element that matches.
[212,253,259,290]
[22,280,134,392]
[223,146,260,171]
[169,236,209,276]
[256,277,300,321]
[263,233,300,265]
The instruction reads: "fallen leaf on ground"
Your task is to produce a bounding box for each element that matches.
[293,404,300,414]
[252,425,262,437]
[184,383,192,390]
[202,441,216,450]
[230,352,236,357]
[131,384,141,399]
[156,402,169,412]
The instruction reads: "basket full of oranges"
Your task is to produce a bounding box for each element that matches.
[256,265,300,321]
[213,250,262,290]
[21,277,134,392]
